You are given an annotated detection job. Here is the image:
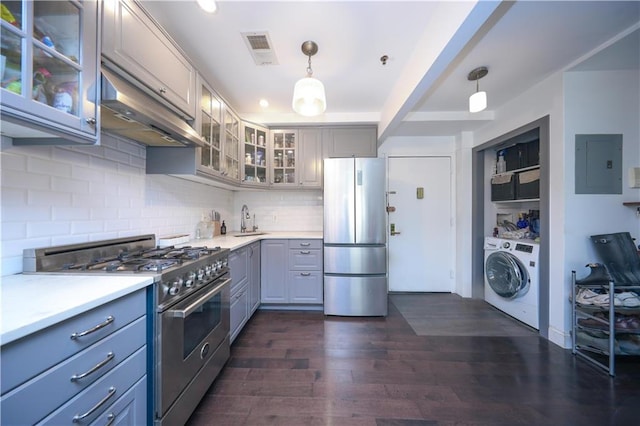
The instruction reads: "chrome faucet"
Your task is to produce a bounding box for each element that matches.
[241,205,250,233]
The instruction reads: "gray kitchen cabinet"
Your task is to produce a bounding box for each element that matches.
[102,0,196,119]
[0,0,100,145]
[261,239,288,303]
[223,107,241,181]
[242,122,269,186]
[270,129,298,187]
[196,77,223,178]
[261,239,323,306]
[229,247,249,343]
[324,126,377,158]
[0,289,147,425]
[298,128,323,188]
[248,241,262,314]
[288,239,323,304]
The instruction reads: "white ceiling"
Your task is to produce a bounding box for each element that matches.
[141,0,640,142]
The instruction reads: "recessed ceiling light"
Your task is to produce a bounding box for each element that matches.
[197,0,217,14]
[259,99,269,108]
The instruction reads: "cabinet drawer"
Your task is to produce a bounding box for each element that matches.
[1,289,145,394]
[289,239,322,250]
[229,247,249,294]
[88,376,147,426]
[35,347,147,425]
[230,284,249,343]
[288,249,322,271]
[0,317,146,426]
[288,271,323,304]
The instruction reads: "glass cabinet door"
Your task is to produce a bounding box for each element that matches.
[199,84,221,173]
[271,130,297,186]
[1,0,99,142]
[243,124,268,185]
[224,108,240,181]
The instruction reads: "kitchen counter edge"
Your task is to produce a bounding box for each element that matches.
[0,274,154,346]
[190,231,323,251]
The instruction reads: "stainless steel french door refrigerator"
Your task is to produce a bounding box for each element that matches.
[323,158,388,316]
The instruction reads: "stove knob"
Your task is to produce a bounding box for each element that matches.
[185,272,196,287]
[222,259,228,268]
[216,260,223,270]
[169,285,180,296]
[197,269,205,280]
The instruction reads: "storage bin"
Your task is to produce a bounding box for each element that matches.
[501,139,540,171]
[491,173,516,201]
[516,168,540,199]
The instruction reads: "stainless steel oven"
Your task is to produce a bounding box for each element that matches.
[156,272,230,425]
[23,235,231,426]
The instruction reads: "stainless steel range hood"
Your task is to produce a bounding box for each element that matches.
[100,67,204,147]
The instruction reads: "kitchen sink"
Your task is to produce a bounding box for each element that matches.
[234,232,267,237]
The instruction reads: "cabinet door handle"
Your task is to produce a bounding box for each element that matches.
[72,386,116,423]
[300,250,311,254]
[70,316,114,340]
[85,117,96,126]
[159,87,167,94]
[300,272,311,276]
[299,243,311,247]
[70,352,115,382]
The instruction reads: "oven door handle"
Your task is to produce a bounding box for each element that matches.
[168,278,231,318]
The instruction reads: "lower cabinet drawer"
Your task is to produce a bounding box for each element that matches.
[35,347,147,425]
[288,249,322,270]
[88,376,147,426]
[1,318,146,426]
[230,284,249,343]
[1,289,146,395]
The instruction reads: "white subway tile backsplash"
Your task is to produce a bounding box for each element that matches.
[28,221,71,237]
[52,207,91,221]
[71,220,105,234]
[2,170,51,190]
[54,147,91,166]
[2,205,51,222]
[1,222,26,240]
[28,190,72,207]
[52,176,90,194]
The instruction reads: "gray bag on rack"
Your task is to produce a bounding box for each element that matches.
[590,232,640,285]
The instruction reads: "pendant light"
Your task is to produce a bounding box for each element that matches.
[292,41,326,117]
[468,66,488,113]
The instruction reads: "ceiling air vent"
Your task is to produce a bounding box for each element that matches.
[241,32,279,65]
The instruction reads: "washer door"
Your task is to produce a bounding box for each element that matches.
[485,251,530,299]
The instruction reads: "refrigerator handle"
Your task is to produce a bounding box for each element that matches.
[356,170,363,186]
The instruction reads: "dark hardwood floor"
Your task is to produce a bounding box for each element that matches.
[186,294,640,425]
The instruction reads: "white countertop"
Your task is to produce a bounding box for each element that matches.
[188,231,323,251]
[0,274,154,345]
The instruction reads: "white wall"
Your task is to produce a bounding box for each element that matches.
[563,69,640,291]
[0,133,323,276]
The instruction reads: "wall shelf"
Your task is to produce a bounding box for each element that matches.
[622,202,640,206]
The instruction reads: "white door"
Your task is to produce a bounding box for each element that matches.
[388,157,453,292]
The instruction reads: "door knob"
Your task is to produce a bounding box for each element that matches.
[391,231,402,236]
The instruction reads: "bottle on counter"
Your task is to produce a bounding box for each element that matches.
[220,221,226,235]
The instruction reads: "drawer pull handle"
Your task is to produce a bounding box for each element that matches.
[300,250,311,254]
[300,243,311,247]
[105,413,115,426]
[72,386,116,423]
[71,316,114,340]
[301,272,311,276]
[70,352,115,382]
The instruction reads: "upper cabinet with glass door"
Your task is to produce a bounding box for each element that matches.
[271,129,298,187]
[0,0,100,144]
[242,122,268,186]
[198,82,222,177]
[223,107,240,182]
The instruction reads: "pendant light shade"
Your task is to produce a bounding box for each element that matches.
[467,66,488,113]
[196,0,217,13]
[292,41,326,116]
[469,90,487,113]
[292,76,326,116]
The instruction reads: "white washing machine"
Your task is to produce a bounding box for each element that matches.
[484,237,539,329]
